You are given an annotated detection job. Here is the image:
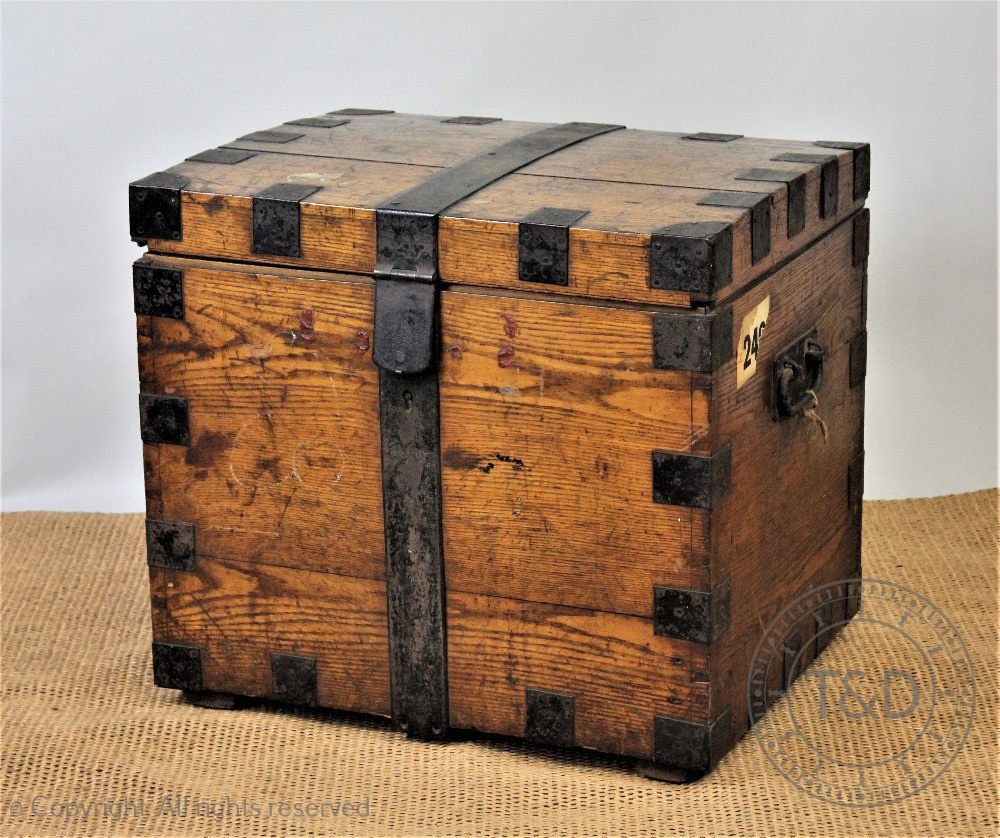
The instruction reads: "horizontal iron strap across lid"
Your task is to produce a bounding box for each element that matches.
[374,122,625,282]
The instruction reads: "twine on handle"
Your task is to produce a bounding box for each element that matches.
[802,388,829,444]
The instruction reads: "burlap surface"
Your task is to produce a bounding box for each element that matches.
[1,491,996,837]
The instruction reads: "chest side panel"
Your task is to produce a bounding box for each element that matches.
[439,289,710,616]
[446,593,710,760]
[139,257,392,713]
[149,560,390,714]
[704,213,867,751]
[140,259,385,578]
[438,289,715,761]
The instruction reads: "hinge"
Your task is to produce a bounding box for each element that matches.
[652,307,733,372]
[649,221,733,296]
[252,183,320,258]
[129,172,189,241]
[525,688,575,748]
[517,207,589,287]
[375,210,439,283]
[770,152,840,218]
[735,167,808,237]
[815,141,870,200]
[698,191,771,264]
[133,264,184,320]
[652,443,731,509]
[653,577,732,643]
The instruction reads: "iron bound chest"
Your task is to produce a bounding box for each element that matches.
[130,110,869,778]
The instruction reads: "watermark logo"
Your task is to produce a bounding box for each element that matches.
[748,579,975,807]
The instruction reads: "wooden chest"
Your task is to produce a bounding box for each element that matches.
[130,110,869,778]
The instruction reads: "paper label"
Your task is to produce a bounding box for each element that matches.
[737,296,770,389]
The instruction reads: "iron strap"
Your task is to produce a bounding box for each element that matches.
[374,120,624,740]
[374,121,624,284]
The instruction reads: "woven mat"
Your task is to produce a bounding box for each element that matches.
[1,492,997,837]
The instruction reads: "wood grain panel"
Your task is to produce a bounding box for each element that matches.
[151,558,390,715]
[439,218,695,308]
[439,289,709,617]
[140,257,386,580]
[440,166,863,306]
[520,128,855,191]
[138,314,163,518]
[705,216,865,737]
[152,194,376,276]
[447,591,710,760]
[223,112,553,167]
[144,152,437,273]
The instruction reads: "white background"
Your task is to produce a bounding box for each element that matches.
[2,1,996,510]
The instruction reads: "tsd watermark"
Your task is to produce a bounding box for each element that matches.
[748,578,975,807]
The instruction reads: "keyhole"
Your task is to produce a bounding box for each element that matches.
[403,390,413,412]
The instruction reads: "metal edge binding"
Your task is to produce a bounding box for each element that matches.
[653,577,732,643]
[649,221,734,296]
[517,207,590,287]
[133,263,184,320]
[698,190,771,264]
[251,183,321,258]
[129,172,189,241]
[652,307,733,373]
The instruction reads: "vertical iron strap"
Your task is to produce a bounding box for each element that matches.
[379,368,447,739]
[374,120,624,740]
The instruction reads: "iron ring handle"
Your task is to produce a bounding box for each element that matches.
[777,340,824,417]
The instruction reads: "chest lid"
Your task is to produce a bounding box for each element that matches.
[129,109,869,308]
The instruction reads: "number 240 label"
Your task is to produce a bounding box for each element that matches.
[737,296,770,389]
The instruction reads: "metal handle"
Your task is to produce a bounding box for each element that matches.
[773,333,824,419]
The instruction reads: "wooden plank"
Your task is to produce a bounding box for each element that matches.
[223,112,554,167]
[704,215,865,736]
[136,314,156,393]
[143,151,437,274]
[141,257,386,581]
[137,314,164,518]
[440,165,864,306]
[519,128,856,193]
[447,590,710,760]
[153,557,390,715]
[439,288,709,617]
